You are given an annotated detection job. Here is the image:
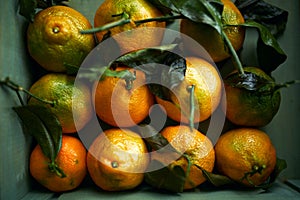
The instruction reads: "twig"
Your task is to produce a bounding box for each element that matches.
[0,77,55,106]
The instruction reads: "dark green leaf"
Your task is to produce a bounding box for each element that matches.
[225,71,274,92]
[13,105,62,161]
[19,0,70,22]
[77,66,108,82]
[19,0,37,22]
[235,0,288,36]
[258,157,287,189]
[65,63,80,75]
[149,0,223,33]
[112,43,179,68]
[112,43,186,99]
[196,165,236,187]
[241,20,287,73]
[27,106,62,158]
[139,125,177,152]
[148,0,178,15]
[145,160,186,193]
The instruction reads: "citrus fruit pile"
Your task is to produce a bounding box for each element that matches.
[6,0,289,194]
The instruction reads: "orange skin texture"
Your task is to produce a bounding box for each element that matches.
[30,136,87,192]
[156,57,222,124]
[224,67,281,127]
[94,67,154,127]
[94,0,166,53]
[180,0,245,62]
[215,128,277,186]
[87,128,149,191]
[160,125,215,190]
[27,5,95,72]
[28,73,93,134]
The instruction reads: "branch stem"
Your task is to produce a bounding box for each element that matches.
[222,30,245,76]
[81,18,131,34]
[187,85,195,131]
[80,14,183,34]
[0,77,55,106]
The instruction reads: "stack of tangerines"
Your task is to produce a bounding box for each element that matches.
[23,0,281,194]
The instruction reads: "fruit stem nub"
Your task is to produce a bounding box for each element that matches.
[48,161,66,178]
[111,161,119,168]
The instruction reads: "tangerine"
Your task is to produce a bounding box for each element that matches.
[29,135,87,192]
[87,128,149,191]
[180,0,245,62]
[215,128,277,186]
[27,5,95,72]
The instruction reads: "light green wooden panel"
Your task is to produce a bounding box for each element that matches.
[58,181,300,200]
[1,0,299,200]
[0,1,35,200]
[260,0,300,180]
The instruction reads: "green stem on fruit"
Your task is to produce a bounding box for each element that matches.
[187,85,195,131]
[274,80,300,91]
[81,18,131,34]
[103,68,136,90]
[80,14,183,34]
[183,153,196,188]
[221,30,245,77]
[48,161,66,178]
[0,77,55,106]
[134,14,183,26]
[241,164,266,186]
[202,1,245,77]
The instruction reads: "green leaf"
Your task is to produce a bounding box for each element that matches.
[19,0,37,22]
[112,43,187,99]
[258,157,287,189]
[148,0,178,15]
[149,0,223,33]
[112,43,179,68]
[145,160,186,193]
[224,71,275,92]
[13,105,62,161]
[19,0,70,22]
[241,20,287,73]
[196,165,236,187]
[235,0,288,36]
[139,125,177,152]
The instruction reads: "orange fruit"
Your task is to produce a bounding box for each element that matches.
[94,66,154,127]
[215,128,277,187]
[224,67,281,127]
[94,0,166,53]
[157,125,215,190]
[156,57,222,124]
[28,73,93,133]
[180,0,245,62]
[87,128,149,191]
[30,135,87,192]
[27,5,95,72]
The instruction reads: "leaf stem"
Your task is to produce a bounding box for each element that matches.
[0,77,55,106]
[135,14,183,26]
[203,0,245,77]
[48,161,66,178]
[80,14,183,34]
[187,85,195,131]
[274,80,300,91]
[222,30,245,76]
[103,68,136,90]
[81,18,131,34]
